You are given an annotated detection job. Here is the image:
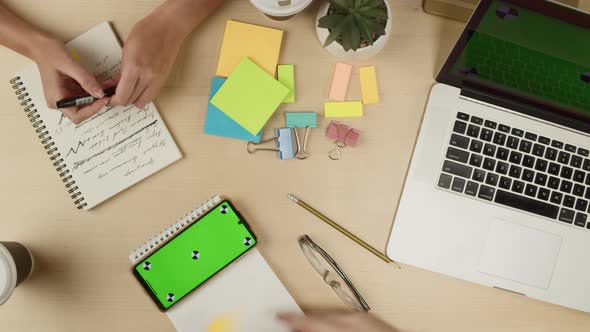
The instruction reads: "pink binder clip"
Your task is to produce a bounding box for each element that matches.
[326,121,360,160]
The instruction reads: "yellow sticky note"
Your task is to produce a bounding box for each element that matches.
[324,101,363,118]
[68,48,80,62]
[211,57,289,135]
[216,20,283,77]
[359,66,380,104]
[277,64,295,103]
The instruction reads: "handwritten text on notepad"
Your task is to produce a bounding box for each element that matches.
[48,56,172,182]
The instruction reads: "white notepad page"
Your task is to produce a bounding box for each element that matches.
[129,197,302,332]
[14,22,182,210]
[167,248,302,332]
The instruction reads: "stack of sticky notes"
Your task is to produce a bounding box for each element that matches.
[211,57,288,136]
[205,20,294,142]
[204,77,262,142]
[324,63,380,118]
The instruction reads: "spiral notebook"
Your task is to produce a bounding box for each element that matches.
[129,196,302,332]
[9,22,182,210]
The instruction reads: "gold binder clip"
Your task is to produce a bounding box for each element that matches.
[293,127,311,160]
[285,112,317,160]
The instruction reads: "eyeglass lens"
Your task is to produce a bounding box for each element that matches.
[300,239,367,312]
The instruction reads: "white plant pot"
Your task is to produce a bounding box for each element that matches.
[316,0,392,61]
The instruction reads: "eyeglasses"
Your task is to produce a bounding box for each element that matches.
[298,235,370,312]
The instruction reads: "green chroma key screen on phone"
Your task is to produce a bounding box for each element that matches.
[133,200,257,310]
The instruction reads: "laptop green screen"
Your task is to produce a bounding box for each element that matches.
[450,0,590,117]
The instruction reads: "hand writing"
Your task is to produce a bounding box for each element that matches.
[34,36,109,124]
[109,8,186,109]
[278,312,399,332]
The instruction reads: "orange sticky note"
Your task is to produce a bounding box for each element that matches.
[359,65,379,104]
[216,20,283,77]
[329,62,352,101]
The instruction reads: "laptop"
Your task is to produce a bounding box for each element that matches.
[387,0,590,313]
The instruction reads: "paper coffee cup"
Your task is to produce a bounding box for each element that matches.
[249,0,313,20]
[0,242,33,305]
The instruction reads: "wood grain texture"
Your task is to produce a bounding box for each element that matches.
[0,0,589,331]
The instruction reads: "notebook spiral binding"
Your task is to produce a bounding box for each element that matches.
[128,195,222,264]
[9,76,87,210]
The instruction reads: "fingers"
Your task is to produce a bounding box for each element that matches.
[127,79,149,108]
[133,83,159,109]
[109,67,139,106]
[76,97,110,122]
[40,67,68,110]
[56,58,104,98]
[102,77,119,89]
[109,71,157,109]
[61,97,110,125]
[59,106,80,122]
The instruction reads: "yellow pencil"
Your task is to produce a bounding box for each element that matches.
[288,194,400,268]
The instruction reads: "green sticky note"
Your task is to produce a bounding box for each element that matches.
[286,112,317,128]
[277,64,295,103]
[211,57,289,135]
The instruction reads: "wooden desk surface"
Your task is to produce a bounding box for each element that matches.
[1,0,589,331]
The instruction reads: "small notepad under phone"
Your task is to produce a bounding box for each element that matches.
[129,196,302,332]
[9,22,182,210]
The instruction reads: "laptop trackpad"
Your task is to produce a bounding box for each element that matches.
[478,219,562,290]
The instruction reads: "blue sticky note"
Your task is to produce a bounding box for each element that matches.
[286,112,317,128]
[204,77,262,142]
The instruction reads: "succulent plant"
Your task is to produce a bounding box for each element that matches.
[318,0,388,52]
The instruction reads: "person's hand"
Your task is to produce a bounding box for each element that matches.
[278,312,399,332]
[110,0,224,109]
[33,36,110,124]
[108,8,186,109]
[108,0,224,108]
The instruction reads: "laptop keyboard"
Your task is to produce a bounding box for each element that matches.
[438,111,590,230]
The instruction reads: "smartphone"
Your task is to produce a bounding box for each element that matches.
[133,200,257,311]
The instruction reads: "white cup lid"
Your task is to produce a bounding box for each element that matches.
[249,0,313,17]
[0,243,17,305]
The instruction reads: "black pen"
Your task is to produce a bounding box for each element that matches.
[56,86,117,109]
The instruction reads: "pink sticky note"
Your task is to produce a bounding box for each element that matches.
[326,121,360,146]
[329,63,352,101]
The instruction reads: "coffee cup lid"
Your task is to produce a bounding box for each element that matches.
[0,243,17,305]
[249,0,313,17]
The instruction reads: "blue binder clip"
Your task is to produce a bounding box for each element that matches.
[275,128,295,160]
[246,128,295,160]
